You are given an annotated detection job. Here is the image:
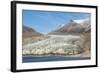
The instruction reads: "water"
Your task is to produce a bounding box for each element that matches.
[22,56,90,63]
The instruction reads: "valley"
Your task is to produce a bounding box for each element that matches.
[22,18,91,62]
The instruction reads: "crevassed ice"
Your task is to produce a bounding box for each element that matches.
[22,35,81,55]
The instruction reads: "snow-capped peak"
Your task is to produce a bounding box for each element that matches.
[56,24,65,29]
[73,18,90,24]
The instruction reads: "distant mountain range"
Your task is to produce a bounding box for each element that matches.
[49,18,91,34]
[23,18,91,36]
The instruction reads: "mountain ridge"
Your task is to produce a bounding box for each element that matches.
[49,18,90,34]
[23,25,42,38]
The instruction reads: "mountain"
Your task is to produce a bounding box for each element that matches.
[22,25,43,45]
[23,25,42,38]
[50,18,90,34]
[22,19,91,56]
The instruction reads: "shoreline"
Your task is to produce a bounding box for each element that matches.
[22,53,90,58]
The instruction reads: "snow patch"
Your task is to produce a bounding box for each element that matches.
[73,18,90,25]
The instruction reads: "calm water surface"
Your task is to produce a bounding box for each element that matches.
[22,56,90,63]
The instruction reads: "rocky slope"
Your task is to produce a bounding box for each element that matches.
[22,26,47,45]
[50,19,90,34]
[23,25,42,38]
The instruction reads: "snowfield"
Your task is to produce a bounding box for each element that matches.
[22,35,83,55]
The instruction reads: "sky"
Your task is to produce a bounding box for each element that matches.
[22,10,90,33]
